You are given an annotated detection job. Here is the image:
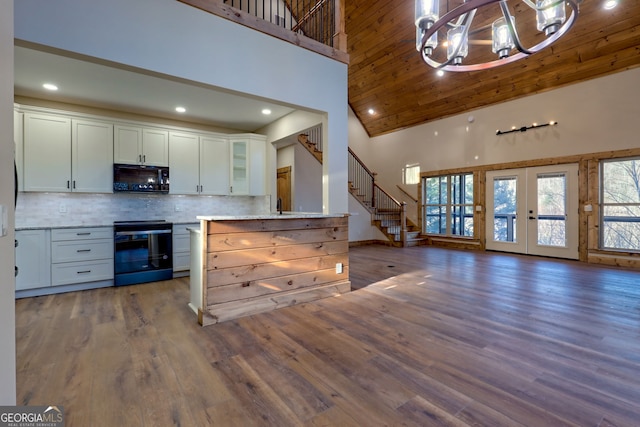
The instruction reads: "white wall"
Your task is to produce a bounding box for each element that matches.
[14,0,348,214]
[350,68,640,194]
[294,144,323,212]
[0,0,17,405]
[348,68,640,241]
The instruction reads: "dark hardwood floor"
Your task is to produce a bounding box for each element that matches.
[15,245,640,426]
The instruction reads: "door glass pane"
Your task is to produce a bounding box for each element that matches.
[537,173,566,247]
[493,177,517,242]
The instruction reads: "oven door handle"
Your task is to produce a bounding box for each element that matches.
[115,229,172,236]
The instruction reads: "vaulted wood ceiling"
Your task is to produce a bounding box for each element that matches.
[345,0,640,137]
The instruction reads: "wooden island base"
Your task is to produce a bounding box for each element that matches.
[195,214,350,325]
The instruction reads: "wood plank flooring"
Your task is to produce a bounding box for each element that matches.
[15,245,640,426]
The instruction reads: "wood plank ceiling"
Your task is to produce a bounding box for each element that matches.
[345,0,640,137]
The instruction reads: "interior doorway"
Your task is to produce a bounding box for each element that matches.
[277,166,292,212]
[486,164,579,259]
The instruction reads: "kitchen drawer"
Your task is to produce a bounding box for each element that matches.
[51,239,113,263]
[51,259,114,286]
[52,227,113,241]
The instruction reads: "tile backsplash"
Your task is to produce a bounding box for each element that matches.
[16,192,271,228]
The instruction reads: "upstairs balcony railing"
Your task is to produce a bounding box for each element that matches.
[179,0,348,63]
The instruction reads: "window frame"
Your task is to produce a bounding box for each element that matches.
[422,172,474,237]
[599,157,640,253]
[402,163,420,185]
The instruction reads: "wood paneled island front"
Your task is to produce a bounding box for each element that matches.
[192,213,350,326]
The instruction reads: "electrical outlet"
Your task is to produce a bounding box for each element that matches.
[58,204,67,213]
[174,204,181,212]
[336,263,343,274]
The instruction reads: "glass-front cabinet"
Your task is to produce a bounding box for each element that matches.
[230,138,248,194]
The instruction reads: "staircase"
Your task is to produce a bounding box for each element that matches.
[298,133,323,163]
[297,125,426,247]
[348,148,425,247]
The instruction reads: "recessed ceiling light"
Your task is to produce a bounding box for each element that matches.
[42,83,58,91]
[603,0,618,9]
[368,108,375,115]
[175,106,186,113]
[436,70,445,77]
[262,108,272,115]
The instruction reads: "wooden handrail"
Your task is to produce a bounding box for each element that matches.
[348,147,375,178]
[375,183,402,207]
[396,185,419,203]
[292,0,331,32]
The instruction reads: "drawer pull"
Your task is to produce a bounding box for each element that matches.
[76,249,92,253]
[77,270,92,274]
[76,232,91,236]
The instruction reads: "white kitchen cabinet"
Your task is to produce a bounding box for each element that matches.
[229,134,267,195]
[173,222,199,273]
[114,124,169,167]
[248,135,267,196]
[23,113,113,193]
[23,113,72,192]
[72,119,113,192]
[15,229,51,291]
[169,132,230,195]
[230,138,248,195]
[14,110,24,192]
[200,135,230,195]
[50,227,113,286]
[169,132,200,195]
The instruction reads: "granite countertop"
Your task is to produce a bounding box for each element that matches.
[16,220,200,231]
[197,212,348,221]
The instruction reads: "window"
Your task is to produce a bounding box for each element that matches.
[402,164,420,185]
[601,158,640,251]
[423,173,474,236]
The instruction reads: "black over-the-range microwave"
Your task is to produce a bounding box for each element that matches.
[113,164,170,193]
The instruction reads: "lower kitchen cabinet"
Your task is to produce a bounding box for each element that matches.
[51,227,113,286]
[15,229,51,291]
[173,223,199,274]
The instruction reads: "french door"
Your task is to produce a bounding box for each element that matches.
[486,164,579,259]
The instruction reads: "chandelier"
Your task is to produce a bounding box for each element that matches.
[415,0,580,72]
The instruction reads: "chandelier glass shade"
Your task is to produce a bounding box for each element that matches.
[415,0,579,72]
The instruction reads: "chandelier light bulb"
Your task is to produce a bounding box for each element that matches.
[492,17,516,58]
[536,0,567,36]
[415,0,440,54]
[447,27,468,64]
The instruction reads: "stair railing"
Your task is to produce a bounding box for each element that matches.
[348,148,408,246]
[221,0,341,48]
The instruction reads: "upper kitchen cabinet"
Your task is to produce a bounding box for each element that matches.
[169,131,200,195]
[24,113,113,193]
[72,119,114,192]
[14,110,24,192]
[23,113,71,192]
[200,135,231,195]
[169,132,230,195]
[228,134,267,195]
[114,125,169,167]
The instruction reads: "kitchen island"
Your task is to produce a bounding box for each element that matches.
[191,213,350,325]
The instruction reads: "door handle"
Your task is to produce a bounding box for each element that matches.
[528,216,536,220]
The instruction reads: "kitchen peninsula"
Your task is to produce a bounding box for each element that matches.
[190,213,350,325]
